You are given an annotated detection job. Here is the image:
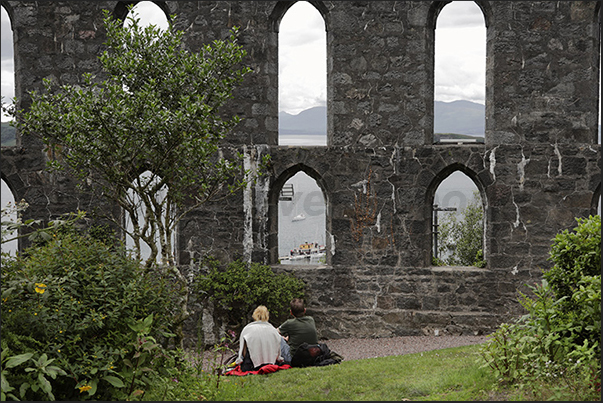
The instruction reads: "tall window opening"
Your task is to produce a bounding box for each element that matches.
[124,170,175,264]
[1,178,18,257]
[279,1,327,146]
[432,170,485,267]
[1,5,16,146]
[278,171,326,265]
[434,1,486,144]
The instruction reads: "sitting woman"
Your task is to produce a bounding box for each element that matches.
[236,305,284,371]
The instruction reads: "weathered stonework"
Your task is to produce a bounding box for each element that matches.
[1,1,601,347]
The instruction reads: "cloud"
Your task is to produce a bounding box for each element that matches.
[1,1,489,118]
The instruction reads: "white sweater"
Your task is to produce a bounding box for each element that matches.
[235,321,283,367]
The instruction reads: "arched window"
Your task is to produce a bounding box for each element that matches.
[124,1,169,31]
[1,178,18,257]
[279,1,327,146]
[434,1,486,144]
[1,5,16,146]
[277,171,326,265]
[432,170,485,267]
[124,170,175,264]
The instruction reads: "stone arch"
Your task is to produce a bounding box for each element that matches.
[269,1,330,33]
[1,174,18,255]
[112,1,172,24]
[425,162,488,267]
[427,1,492,144]
[268,163,330,265]
[1,2,17,146]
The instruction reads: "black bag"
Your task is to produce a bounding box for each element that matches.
[291,342,343,368]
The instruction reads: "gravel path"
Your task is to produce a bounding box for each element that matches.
[195,335,489,371]
[321,335,489,362]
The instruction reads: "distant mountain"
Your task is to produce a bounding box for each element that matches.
[279,106,327,135]
[434,100,484,137]
[1,122,16,146]
[278,101,487,138]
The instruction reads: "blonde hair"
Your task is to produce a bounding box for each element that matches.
[252,305,269,322]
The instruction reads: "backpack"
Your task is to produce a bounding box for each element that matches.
[291,342,344,368]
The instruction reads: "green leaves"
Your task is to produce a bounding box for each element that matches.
[195,258,306,331]
[478,215,600,397]
[14,7,254,268]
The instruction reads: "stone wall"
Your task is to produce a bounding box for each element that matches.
[1,1,600,347]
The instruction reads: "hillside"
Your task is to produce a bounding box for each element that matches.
[434,100,484,137]
[279,100,487,139]
[1,121,16,146]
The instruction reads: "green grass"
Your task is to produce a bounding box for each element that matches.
[143,343,596,401]
[204,345,499,401]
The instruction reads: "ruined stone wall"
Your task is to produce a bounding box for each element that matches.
[1,1,600,347]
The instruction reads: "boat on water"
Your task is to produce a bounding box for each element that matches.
[291,213,306,222]
[279,241,326,263]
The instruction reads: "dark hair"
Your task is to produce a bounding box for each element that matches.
[290,298,305,317]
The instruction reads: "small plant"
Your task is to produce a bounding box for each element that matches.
[195,258,306,332]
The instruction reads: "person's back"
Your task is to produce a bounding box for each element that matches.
[278,298,318,360]
[236,305,282,371]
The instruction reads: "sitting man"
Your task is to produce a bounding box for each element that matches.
[236,305,283,371]
[278,298,318,365]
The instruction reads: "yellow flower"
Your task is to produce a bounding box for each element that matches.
[34,283,47,294]
[79,385,92,393]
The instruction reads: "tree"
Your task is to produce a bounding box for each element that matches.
[13,8,254,346]
[436,191,485,267]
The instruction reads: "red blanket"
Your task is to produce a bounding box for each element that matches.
[224,363,291,376]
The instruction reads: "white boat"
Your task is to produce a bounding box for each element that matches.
[279,242,326,263]
[291,213,306,222]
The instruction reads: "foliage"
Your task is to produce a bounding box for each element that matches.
[545,215,601,317]
[436,191,485,267]
[478,215,601,401]
[13,8,253,268]
[194,258,306,332]
[1,229,181,400]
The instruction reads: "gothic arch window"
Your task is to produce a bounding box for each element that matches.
[432,1,487,145]
[1,4,16,146]
[1,177,18,257]
[430,167,486,268]
[124,170,175,265]
[269,165,329,265]
[278,1,327,146]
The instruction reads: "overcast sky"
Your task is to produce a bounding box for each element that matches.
[1,1,488,120]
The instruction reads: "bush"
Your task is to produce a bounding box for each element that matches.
[1,231,181,400]
[478,215,601,400]
[194,258,306,332]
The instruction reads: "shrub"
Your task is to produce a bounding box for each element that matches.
[194,258,306,332]
[1,231,181,400]
[478,215,601,400]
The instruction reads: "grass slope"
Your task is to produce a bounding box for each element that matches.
[209,344,498,401]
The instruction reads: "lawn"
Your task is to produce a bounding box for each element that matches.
[149,344,538,401]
